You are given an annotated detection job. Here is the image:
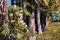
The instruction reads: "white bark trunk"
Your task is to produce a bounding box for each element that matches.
[46,15,48,27]
[37,9,42,34]
[30,11,36,33]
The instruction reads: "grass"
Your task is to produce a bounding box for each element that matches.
[36,22,60,40]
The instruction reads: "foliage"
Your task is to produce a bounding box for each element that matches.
[55,11,60,21]
[50,11,60,21]
[35,0,60,13]
[0,5,31,40]
[1,0,60,40]
[8,6,20,13]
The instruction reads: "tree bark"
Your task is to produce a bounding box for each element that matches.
[29,11,36,33]
[37,8,42,34]
[3,0,9,35]
[45,14,48,27]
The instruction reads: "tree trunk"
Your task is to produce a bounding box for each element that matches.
[29,11,36,40]
[45,14,48,27]
[29,11,36,33]
[37,8,42,34]
[3,0,9,35]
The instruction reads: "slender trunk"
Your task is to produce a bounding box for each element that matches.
[45,14,48,27]
[29,11,36,40]
[29,11,36,33]
[3,0,9,35]
[37,8,42,34]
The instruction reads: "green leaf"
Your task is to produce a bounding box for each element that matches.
[24,9,31,16]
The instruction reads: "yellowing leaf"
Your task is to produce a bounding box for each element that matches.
[43,0,49,6]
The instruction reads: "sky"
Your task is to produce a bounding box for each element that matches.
[7,0,11,6]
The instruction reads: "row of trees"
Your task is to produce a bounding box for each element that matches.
[13,0,60,34]
[0,0,60,40]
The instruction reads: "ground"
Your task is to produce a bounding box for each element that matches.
[36,22,60,40]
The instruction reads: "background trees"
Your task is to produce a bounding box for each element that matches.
[0,0,60,40]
